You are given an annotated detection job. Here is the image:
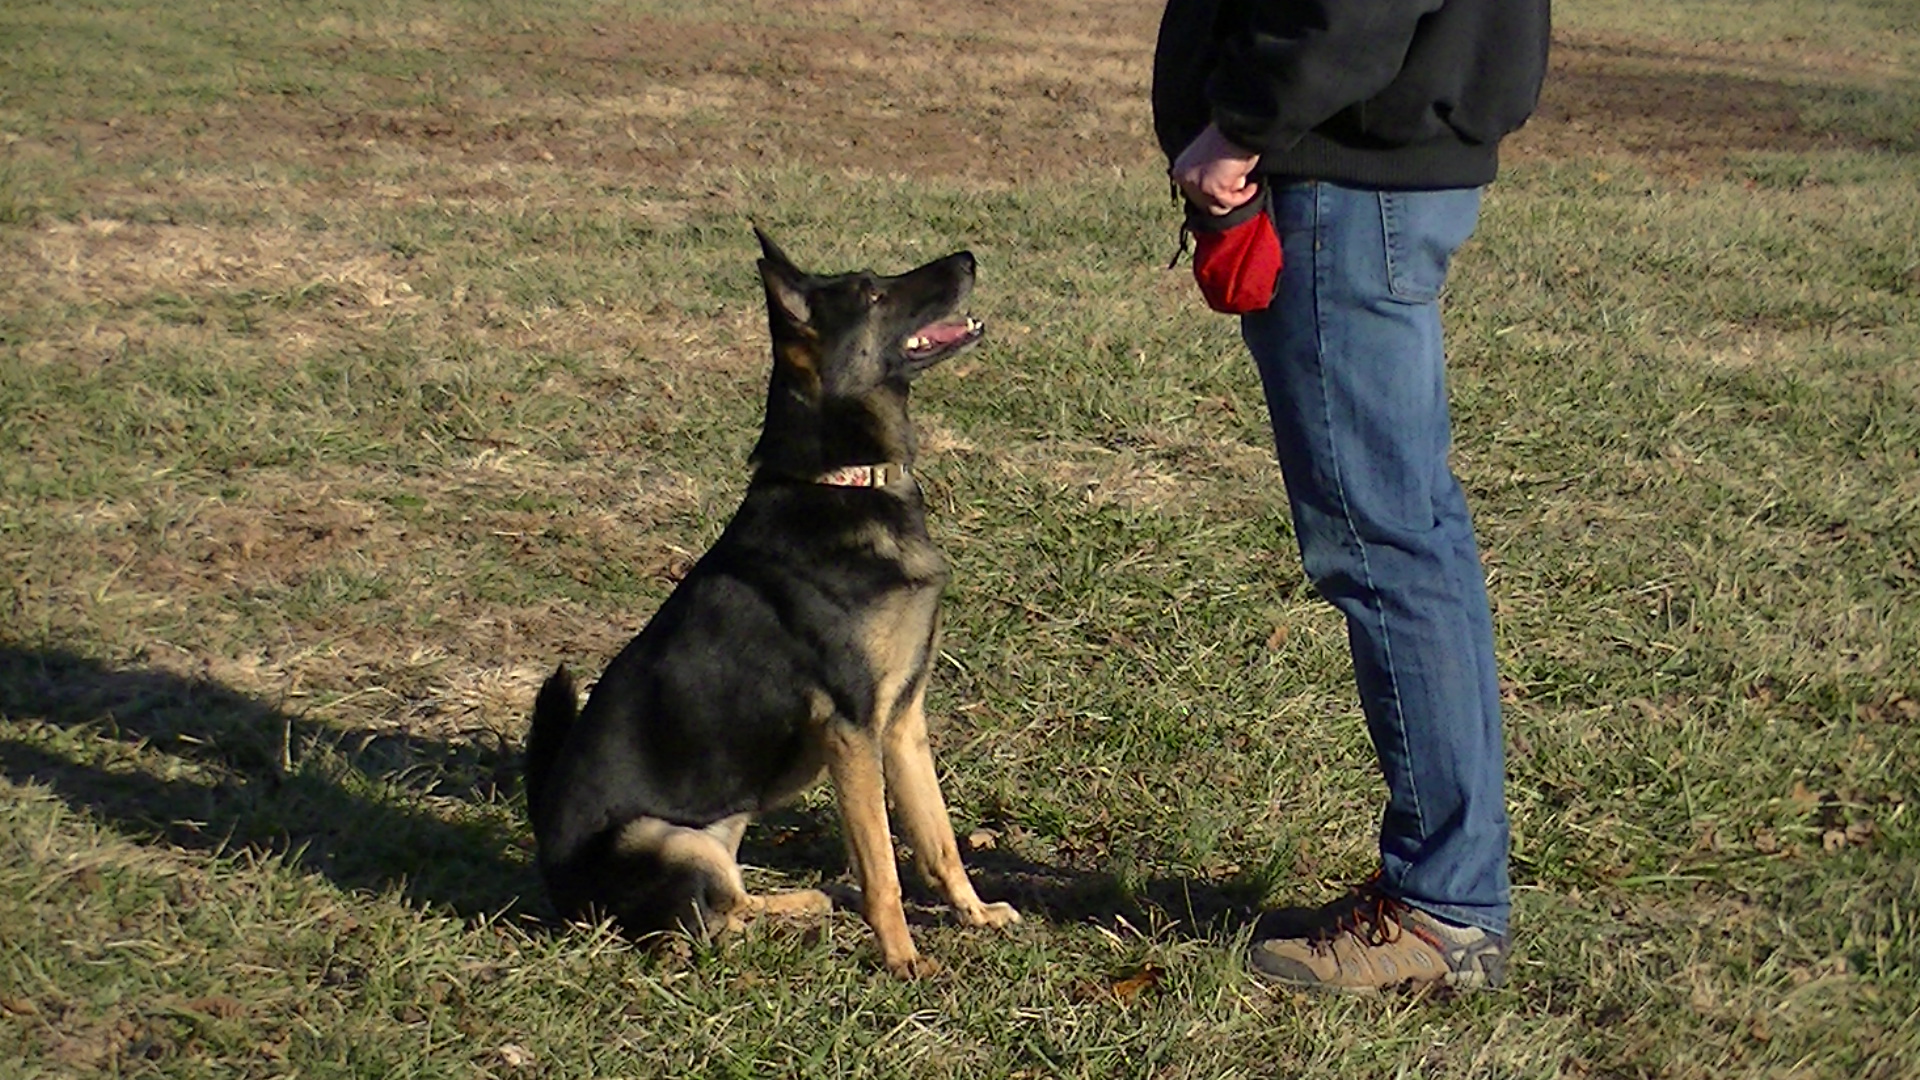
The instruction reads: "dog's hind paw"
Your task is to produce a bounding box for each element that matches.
[730,889,834,927]
[754,889,834,918]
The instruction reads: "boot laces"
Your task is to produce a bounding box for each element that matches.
[1315,873,1409,950]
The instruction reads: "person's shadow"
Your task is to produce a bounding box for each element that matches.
[1,642,1272,941]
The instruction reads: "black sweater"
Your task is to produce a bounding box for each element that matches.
[1153,0,1550,189]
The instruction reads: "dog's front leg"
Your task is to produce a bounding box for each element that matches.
[884,687,1021,931]
[824,724,929,977]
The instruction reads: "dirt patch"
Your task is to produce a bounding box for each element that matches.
[996,431,1273,515]
[4,217,421,367]
[30,16,1906,201]
[26,218,416,309]
[2,206,769,376]
[1513,31,1912,170]
[305,12,1160,182]
[160,495,395,588]
[30,4,1160,193]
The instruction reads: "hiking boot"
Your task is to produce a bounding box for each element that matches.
[1248,877,1508,993]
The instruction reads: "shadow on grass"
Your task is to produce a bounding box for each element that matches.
[1535,40,1920,160]
[738,807,1268,942]
[0,643,1268,944]
[964,846,1268,943]
[0,642,536,920]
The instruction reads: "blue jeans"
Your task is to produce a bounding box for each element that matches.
[1241,181,1511,936]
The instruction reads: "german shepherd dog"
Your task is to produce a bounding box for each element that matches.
[523,231,1019,976]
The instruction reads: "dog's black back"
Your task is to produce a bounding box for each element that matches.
[525,231,983,938]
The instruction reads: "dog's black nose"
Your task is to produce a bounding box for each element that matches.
[954,251,976,274]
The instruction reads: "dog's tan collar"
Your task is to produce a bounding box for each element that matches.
[814,463,909,488]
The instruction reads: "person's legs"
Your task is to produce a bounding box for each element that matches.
[1242,181,1510,942]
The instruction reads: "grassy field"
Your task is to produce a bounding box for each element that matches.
[2,0,1917,1076]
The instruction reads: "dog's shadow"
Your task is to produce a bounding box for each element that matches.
[739,807,1268,943]
[957,844,1268,942]
[1,643,1265,943]
[0,643,534,919]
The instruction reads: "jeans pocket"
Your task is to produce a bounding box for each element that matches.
[1381,189,1482,303]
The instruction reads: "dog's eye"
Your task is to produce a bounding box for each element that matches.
[864,287,884,305]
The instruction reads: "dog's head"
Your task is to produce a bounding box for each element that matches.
[751,229,984,474]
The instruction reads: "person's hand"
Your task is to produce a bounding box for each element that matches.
[1171,124,1261,216]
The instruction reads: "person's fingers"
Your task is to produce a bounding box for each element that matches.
[1208,174,1258,211]
[1177,166,1258,215]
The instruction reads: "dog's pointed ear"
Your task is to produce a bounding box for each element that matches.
[754,226,795,268]
[758,252,812,333]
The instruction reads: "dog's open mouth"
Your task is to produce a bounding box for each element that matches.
[903,315,985,363]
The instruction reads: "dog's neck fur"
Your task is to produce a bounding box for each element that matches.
[751,372,917,487]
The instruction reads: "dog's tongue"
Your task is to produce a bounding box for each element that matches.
[904,316,984,358]
[916,320,975,347]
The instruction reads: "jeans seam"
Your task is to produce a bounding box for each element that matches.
[1314,185,1426,838]
[1381,192,1406,299]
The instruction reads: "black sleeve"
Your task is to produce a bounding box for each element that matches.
[1207,0,1444,154]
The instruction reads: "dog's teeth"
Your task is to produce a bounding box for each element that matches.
[906,336,927,351]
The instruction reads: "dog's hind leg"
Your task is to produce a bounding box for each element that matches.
[884,685,1021,931]
[824,723,928,977]
[735,890,834,921]
[612,817,753,938]
[699,814,833,927]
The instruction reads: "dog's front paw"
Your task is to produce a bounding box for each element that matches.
[884,952,944,979]
[958,900,1022,929]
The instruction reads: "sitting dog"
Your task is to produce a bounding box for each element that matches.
[523,230,1018,976]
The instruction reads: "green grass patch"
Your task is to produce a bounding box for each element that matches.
[2,0,1917,1076]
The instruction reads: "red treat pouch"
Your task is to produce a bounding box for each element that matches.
[1181,185,1281,314]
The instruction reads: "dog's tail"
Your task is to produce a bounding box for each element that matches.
[523,665,736,942]
[523,664,577,834]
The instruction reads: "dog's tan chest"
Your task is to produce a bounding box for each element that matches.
[850,519,949,586]
[855,582,942,729]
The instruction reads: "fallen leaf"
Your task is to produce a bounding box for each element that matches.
[495,1044,537,1070]
[185,995,247,1020]
[1106,963,1165,1004]
[966,828,999,851]
[1265,625,1288,651]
